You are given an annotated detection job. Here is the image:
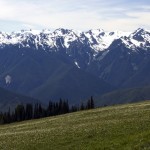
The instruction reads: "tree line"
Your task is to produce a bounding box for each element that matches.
[0,97,94,124]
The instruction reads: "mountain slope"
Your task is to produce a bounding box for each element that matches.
[123,59,150,88]
[0,87,37,112]
[97,86,150,106]
[31,66,112,103]
[0,47,112,104]
[93,39,150,87]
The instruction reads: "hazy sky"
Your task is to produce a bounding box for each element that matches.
[0,0,150,32]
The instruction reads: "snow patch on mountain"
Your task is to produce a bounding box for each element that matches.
[74,61,80,68]
[84,29,130,51]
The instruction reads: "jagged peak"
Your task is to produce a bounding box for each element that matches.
[85,29,104,35]
[128,28,150,43]
[11,29,41,35]
[54,28,73,35]
[131,28,146,36]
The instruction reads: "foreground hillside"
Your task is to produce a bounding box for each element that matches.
[0,101,150,149]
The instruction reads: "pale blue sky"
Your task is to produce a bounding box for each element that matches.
[0,0,149,32]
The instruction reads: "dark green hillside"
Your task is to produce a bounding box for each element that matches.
[0,87,37,112]
[0,101,150,149]
[97,86,150,106]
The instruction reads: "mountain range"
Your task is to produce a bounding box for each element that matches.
[0,28,149,106]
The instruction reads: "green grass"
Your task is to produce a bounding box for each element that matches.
[0,101,150,150]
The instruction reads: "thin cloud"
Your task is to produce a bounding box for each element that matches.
[0,0,149,31]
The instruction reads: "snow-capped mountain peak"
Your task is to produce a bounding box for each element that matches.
[0,28,149,52]
[126,28,150,50]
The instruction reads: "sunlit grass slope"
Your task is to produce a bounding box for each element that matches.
[0,101,150,150]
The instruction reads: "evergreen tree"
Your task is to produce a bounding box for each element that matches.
[15,104,25,121]
[38,103,43,118]
[33,103,38,119]
[86,99,91,109]
[11,111,16,122]
[58,99,63,114]
[71,106,78,112]
[63,100,69,114]
[55,102,59,115]
[6,108,11,123]
[80,102,85,110]
[90,96,95,109]
[60,100,69,114]
[0,112,4,124]
[47,101,53,116]
[25,104,33,120]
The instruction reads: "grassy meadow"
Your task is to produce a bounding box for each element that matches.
[0,101,150,149]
